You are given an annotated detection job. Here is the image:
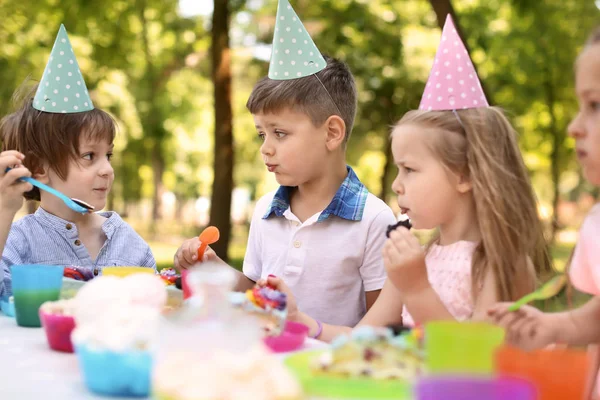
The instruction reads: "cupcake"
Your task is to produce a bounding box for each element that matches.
[72,274,167,397]
[39,299,77,353]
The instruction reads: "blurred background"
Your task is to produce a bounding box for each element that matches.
[2,0,599,307]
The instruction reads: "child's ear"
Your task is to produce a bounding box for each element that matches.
[324,115,346,151]
[456,172,473,193]
[32,164,50,184]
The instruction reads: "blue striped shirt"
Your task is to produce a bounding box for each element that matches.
[0,207,156,297]
[263,165,369,222]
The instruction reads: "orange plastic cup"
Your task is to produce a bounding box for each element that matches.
[495,346,590,400]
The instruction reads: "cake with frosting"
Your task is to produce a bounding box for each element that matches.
[313,326,424,381]
[229,284,287,336]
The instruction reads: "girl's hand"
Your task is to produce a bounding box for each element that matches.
[0,151,32,214]
[383,227,429,297]
[487,303,560,350]
[257,275,299,321]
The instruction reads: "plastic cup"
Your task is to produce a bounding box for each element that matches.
[425,321,505,375]
[10,265,64,327]
[39,308,76,353]
[75,343,152,397]
[0,295,15,317]
[264,321,309,353]
[101,266,156,278]
[495,346,589,400]
[416,376,536,400]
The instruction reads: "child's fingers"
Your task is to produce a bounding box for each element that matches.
[0,167,31,190]
[14,180,33,194]
[487,304,506,317]
[181,239,199,265]
[0,155,26,173]
[0,150,25,161]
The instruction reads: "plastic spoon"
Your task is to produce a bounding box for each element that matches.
[508,274,567,311]
[197,226,220,260]
[5,168,94,214]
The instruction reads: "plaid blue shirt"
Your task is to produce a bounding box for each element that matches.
[0,207,156,297]
[263,166,368,222]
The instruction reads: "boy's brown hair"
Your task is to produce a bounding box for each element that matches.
[0,83,116,201]
[246,55,357,143]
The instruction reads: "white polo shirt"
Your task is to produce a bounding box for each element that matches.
[243,167,396,327]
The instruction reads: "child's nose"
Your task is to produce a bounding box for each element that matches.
[98,159,114,177]
[567,112,585,138]
[260,137,275,157]
[392,175,404,195]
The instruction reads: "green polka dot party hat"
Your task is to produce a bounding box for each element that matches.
[268,0,327,80]
[33,24,94,113]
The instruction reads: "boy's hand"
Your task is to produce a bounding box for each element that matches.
[257,275,298,321]
[173,238,218,270]
[487,303,559,350]
[382,227,429,297]
[0,151,32,214]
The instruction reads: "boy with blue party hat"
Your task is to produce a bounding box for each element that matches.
[175,0,396,336]
[0,25,155,297]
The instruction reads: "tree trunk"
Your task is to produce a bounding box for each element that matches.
[544,68,561,245]
[151,142,165,221]
[209,0,234,262]
[427,0,492,104]
[379,133,393,202]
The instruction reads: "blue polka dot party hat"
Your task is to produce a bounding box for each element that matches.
[33,24,94,113]
[268,0,327,80]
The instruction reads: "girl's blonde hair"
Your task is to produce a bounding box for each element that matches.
[394,107,552,302]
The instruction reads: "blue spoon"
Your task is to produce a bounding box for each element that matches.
[6,168,94,214]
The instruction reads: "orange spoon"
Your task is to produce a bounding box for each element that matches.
[197,226,220,261]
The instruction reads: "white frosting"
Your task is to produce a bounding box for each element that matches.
[71,275,167,351]
[153,344,302,400]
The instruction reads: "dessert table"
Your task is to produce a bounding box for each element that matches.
[0,313,327,400]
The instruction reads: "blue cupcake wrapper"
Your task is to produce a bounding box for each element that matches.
[75,344,152,397]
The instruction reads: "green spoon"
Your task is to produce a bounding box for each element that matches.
[508,274,567,311]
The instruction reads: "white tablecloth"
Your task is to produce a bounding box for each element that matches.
[0,313,327,400]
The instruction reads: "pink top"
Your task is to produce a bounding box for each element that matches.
[569,204,600,295]
[402,241,478,327]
